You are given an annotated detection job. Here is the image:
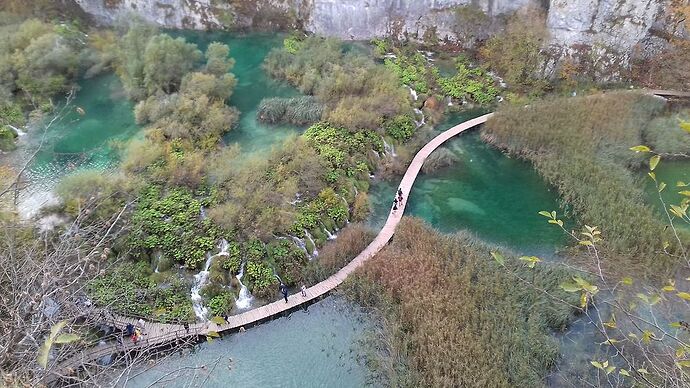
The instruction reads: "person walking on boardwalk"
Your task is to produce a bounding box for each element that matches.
[280,283,289,303]
[301,284,307,297]
[392,198,398,212]
[183,322,189,334]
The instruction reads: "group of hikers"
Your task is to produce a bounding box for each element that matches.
[392,187,404,211]
[124,319,146,345]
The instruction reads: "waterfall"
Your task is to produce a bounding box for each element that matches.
[153,252,161,273]
[407,86,418,101]
[323,227,337,240]
[290,235,309,257]
[413,108,426,129]
[8,124,26,137]
[303,230,318,258]
[235,261,253,310]
[190,240,230,321]
[382,139,397,157]
[200,206,207,220]
[191,253,213,321]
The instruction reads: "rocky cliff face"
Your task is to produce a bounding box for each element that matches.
[73,0,683,79]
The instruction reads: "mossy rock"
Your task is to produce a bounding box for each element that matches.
[157,255,173,272]
[310,228,326,243]
[322,218,336,232]
[305,237,315,255]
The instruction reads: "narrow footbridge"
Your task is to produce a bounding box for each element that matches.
[45,113,493,383]
[46,87,689,384]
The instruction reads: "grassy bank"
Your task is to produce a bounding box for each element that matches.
[483,92,688,264]
[344,218,580,387]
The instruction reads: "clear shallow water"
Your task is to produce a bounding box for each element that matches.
[173,31,304,153]
[369,112,566,256]
[11,33,303,217]
[125,297,372,388]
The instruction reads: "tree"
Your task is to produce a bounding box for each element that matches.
[115,22,157,99]
[204,42,235,77]
[143,34,202,95]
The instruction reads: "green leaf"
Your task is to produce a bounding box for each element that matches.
[637,293,649,304]
[490,251,505,266]
[648,295,661,306]
[678,181,689,187]
[590,361,603,369]
[679,191,690,197]
[648,172,656,181]
[54,333,80,344]
[38,320,68,369]
[619,369,630,377]
[519,256,541,268]
[637,368,649,374]
[560,282,581,292]
[649,155,660,171]
[206,330,220,338]
[677,360,690,368]
[548,219,564,227]
[579,240,593,246]
[600,339,619,346]
[677,292,690,301]
[605,365,616,375]
[621,277,633,285]
[659,182,666,192]
[630,145,651,152]
[670,322,682,328]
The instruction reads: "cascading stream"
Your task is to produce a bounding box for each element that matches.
[190,239,229,321]
[235,261,253,310]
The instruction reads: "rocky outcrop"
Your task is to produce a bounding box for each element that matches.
[73,0,685,80]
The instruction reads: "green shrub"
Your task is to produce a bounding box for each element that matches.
[384,114,416,141]
[0,125,17,151]
[208,291,234,316]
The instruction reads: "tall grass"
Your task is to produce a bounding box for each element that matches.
[483,92,681,260]
[344,218,579,387]
[257,96,324,126]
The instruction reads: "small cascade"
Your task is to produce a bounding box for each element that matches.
[191,254,214,321]
[153,252,161,273]
[407,86,418,101]
[8,124,26,137]
[413,108,426,129]
[382,138,397,157]
[290,235,309,257]
[200,206,207,220]
[190,240,230,321]
[324,228,337,240]
[303,230,318,258]
[235,261,253,310]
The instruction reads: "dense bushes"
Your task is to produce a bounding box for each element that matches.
[344,218,579,387]
[264,36,411,130]
[128,186,221,269]
[643,109,690,156]
[88,261,194,323]
[257,96,324,125]
[484,92,676,257]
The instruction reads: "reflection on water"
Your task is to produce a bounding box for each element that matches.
[124,297,373,388]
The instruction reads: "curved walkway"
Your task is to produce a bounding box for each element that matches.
[47,87,690,382]
[46,113,494,383]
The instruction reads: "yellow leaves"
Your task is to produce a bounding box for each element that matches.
[649,154,660,171]
[630,145,651,153]
[590,360,615,374]
[579,225,602,246]
[670,204,688,219]
[518,256,541,268]
[658,182,666,193]
[677,292,690,301]
[662,280,675,292]
[642,330,655,344]
[679,190,690,197]
[38,320,79,369]
[619,369,631,377]
[677,360,690,368]
[490,251,505,266]
[621,277,633,286]
[580,292,588,308]
[603,313,617,329]
[600,338,619,346]
[681,120,690,134]
[539,210,565,228]
[210,316,226,325]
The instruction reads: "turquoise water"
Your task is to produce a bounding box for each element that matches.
[369,112,566,256]
[173,32,303,152]
[125,297,372,387]
[645,159,690,228]
[15,33,302,217]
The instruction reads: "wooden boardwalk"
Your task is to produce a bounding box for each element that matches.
[45,88,690,384]
[45,113,494,384]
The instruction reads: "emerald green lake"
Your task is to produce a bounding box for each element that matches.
[369,113,566,256]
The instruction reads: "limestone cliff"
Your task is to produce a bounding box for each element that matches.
[73,0,685,79]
